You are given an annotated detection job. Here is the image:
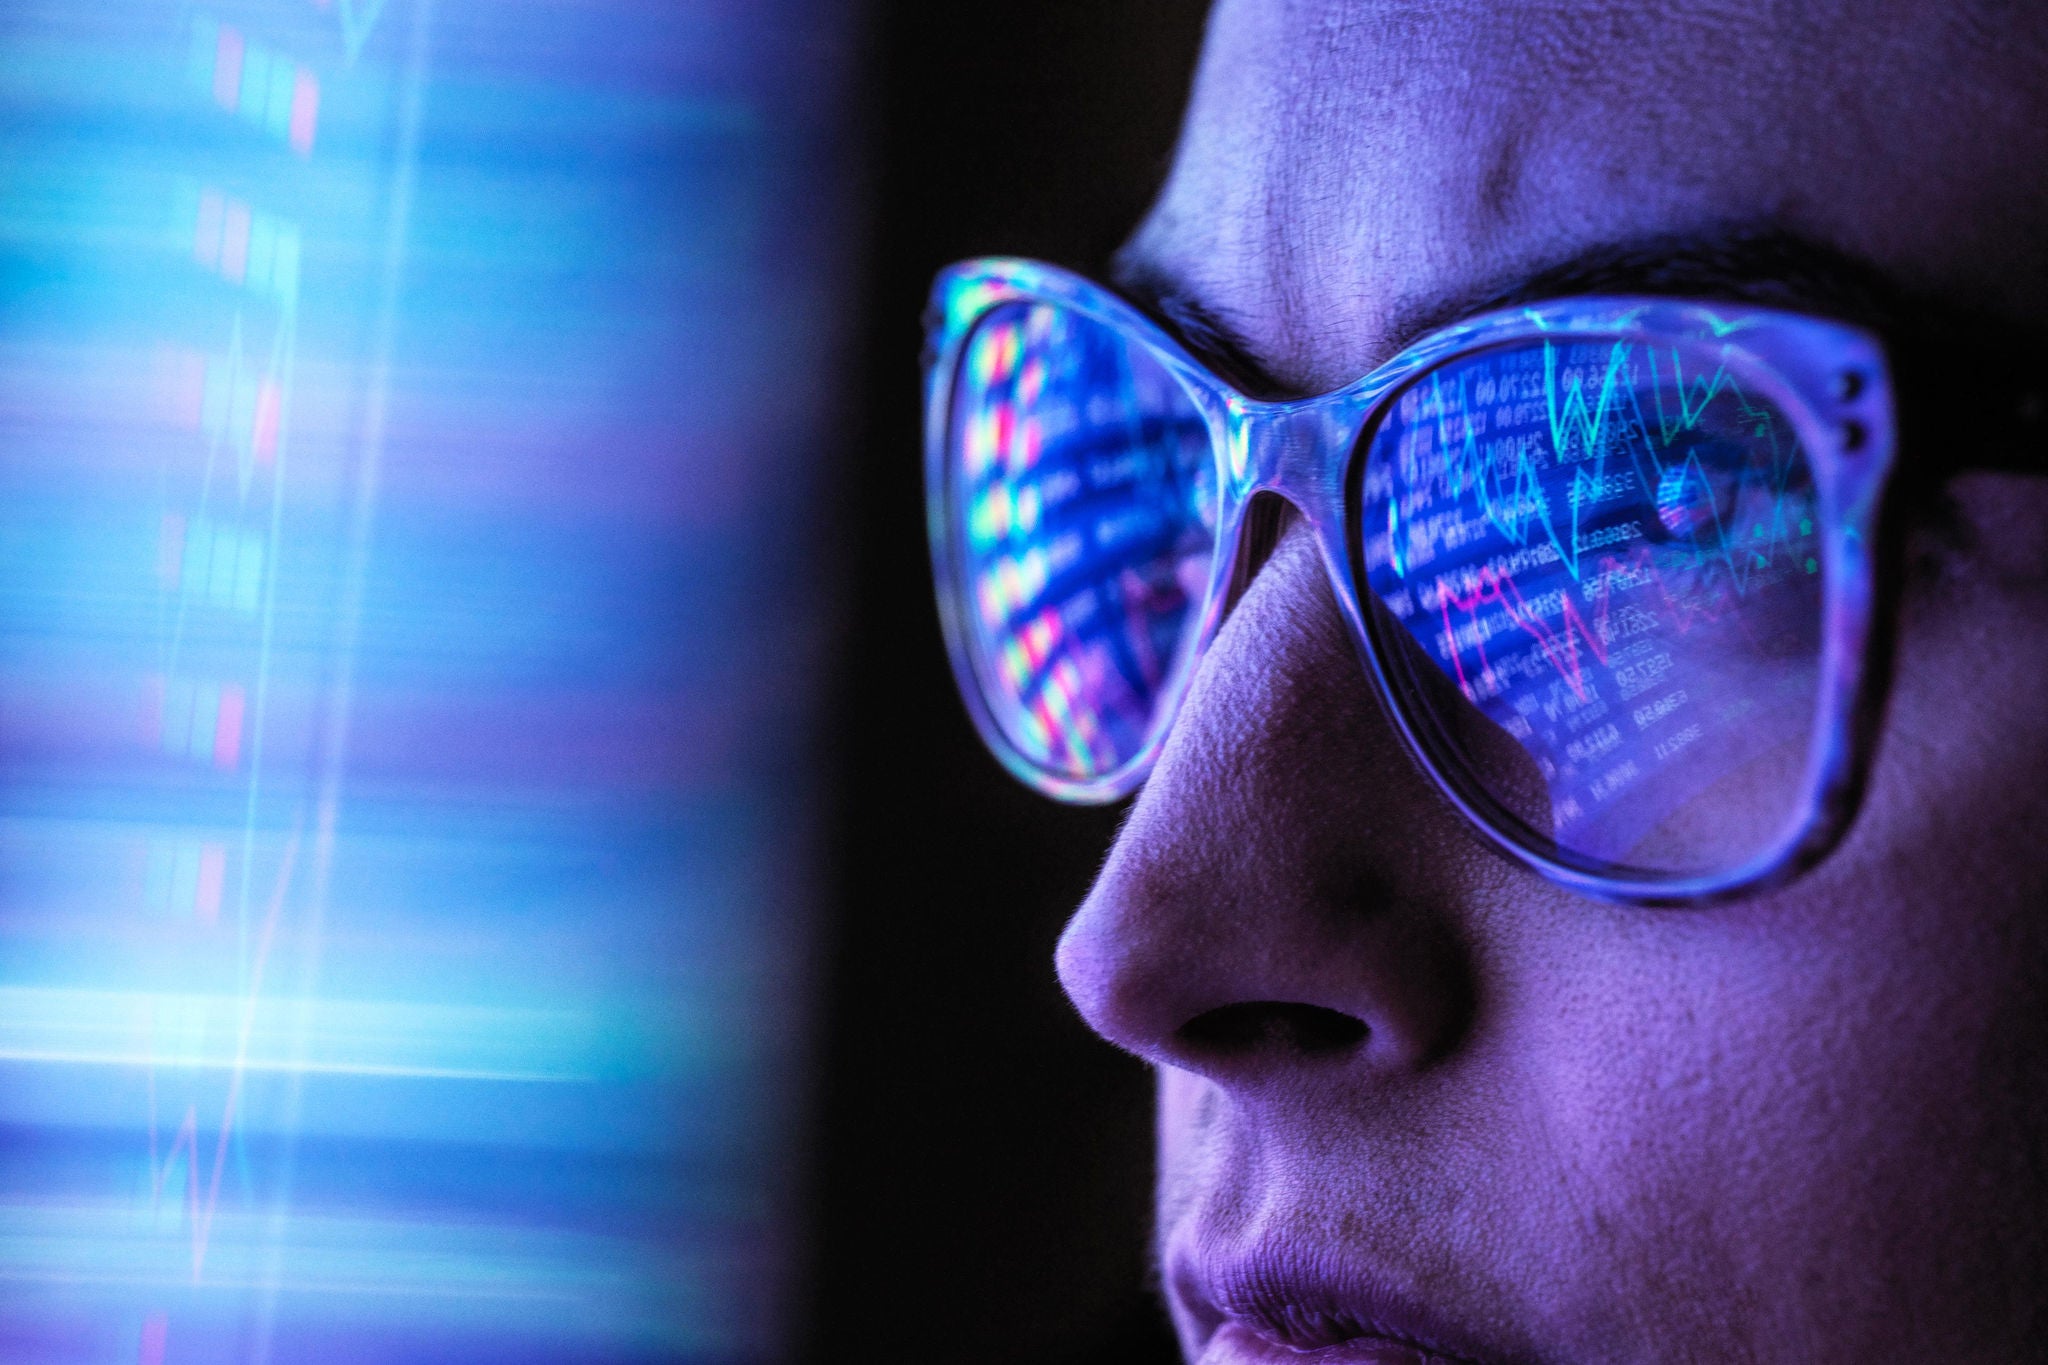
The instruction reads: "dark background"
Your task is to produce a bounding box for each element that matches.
[804,3,1212,1362]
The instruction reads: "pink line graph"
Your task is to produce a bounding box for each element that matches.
[1431,536,1792,706]
[1437,562,1614,702]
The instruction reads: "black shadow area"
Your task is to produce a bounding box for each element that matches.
[804,3,1210,1362]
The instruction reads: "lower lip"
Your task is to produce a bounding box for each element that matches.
[1199,1321,1453,1365]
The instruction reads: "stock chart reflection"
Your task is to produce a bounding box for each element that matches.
[1358,338,1826,877]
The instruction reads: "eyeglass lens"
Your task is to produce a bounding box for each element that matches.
[944,302,1829,884]
[1356,339,1826,880]
[946,302,1218,781]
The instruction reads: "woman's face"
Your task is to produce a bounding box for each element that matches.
[1051,3,2048,1362]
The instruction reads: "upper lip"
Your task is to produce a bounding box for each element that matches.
[1171,1238,1520,1365]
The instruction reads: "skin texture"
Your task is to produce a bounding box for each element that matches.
[1049,3,2048,1362]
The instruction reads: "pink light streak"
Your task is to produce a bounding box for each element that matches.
[138,1310,168,1365]
[194,845,226,925]
[210,26,243,111]
[213,685,246,769]
[1437,563,1614,703]
[252,377,282,463]
[289,70,320,156]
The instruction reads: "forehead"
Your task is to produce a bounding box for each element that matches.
[1128,0,2048,392]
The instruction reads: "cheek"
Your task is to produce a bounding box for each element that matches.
[1460,915,1925,1357]
[1473,518,2048,1352]
[1477,921,1819,1292]
[1154,1067,1233,1357]
[1521,478,2048,1153]
[1867,563,2048,884]
[1156,1065,1208,1224]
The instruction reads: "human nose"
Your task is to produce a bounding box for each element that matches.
[1053,513,1481,1081]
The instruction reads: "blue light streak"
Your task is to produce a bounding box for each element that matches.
[0,2,856,1361]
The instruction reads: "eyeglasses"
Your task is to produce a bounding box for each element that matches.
[922,257,1908,905]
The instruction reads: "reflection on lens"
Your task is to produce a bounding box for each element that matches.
[948,302,1216,783]
[1359,338,1824,879]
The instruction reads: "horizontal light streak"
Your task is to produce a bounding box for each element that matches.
[0,1201,740,1352]
[0,1051,571,1082]
[0,986,630,1083]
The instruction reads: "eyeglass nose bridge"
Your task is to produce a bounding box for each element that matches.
[1229,396,1372,535]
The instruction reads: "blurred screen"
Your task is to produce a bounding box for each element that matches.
[0,2,857,1361]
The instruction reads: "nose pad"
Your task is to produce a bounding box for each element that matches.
[1054,516,1482,1083]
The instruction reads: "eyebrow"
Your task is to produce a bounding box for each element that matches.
[1110,223,2048,468]
[1456,227,1904,328]
[1104,253,1291,396]
[1109,225,1911,397]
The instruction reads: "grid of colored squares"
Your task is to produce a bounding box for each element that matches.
[142,839,230,925]
[191,188,300,303]
[157,346,284,470]
[189,15,318,156]
[142,677,247,770]
[159,514,266,613]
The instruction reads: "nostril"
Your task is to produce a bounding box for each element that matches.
[1176,1001,1369,1059]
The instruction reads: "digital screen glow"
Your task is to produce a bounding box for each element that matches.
[0,2,857,1361]
[1360,338,1825,875]
[948,302,1215,783]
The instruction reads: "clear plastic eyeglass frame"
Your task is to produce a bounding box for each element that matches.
[924,257,1898,905]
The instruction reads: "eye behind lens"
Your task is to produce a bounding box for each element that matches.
[1356,337,1826,882]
